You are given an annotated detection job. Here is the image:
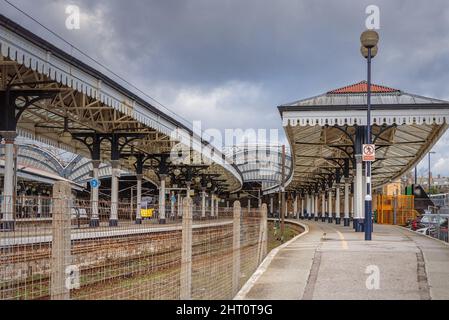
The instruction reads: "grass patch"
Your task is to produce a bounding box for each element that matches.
[267,221,303,253]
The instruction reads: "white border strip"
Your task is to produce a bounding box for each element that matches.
[234,219,309,300]
[282,109,449,127]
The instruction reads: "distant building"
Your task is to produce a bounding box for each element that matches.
[382,179,403,195]
[415,174,449,193]
[432,175,449,191]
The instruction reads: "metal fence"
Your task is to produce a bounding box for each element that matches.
[0,182,268,300]
[376,195,416,226]
[413,207,449,243]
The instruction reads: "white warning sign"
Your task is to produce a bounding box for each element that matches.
[363,144,376,162]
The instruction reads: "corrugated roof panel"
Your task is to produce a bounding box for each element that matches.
[281,82,449,107]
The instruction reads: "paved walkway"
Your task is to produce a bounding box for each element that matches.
[236,220,449,300]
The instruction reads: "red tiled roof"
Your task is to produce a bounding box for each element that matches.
[327,81,400,94]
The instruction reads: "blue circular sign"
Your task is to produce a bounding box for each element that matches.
[90,178,100,188]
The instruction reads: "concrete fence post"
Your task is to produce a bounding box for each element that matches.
[180,197,192,300]
[258,203,268,263]
[51,181,72,300]
[232,200,241,296]
[37,194,42,218]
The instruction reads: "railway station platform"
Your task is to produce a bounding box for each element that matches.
[0,218,233,246]
[236,220,449,300]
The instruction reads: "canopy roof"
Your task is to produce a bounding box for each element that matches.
[0,141,138,189]
[0,14,242,193]
[225,145,292,194]
[278,81,449,192]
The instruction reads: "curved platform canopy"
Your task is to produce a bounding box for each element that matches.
[0,15,242,193]
[0,138,156,188]
[0,138,83,190]
[225,144,293,195]
[279,81,449,191]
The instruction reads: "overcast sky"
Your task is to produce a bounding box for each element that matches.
[2,0,449,176]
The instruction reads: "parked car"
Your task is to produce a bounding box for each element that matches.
[416,214,448,230]
[415,214,449,241]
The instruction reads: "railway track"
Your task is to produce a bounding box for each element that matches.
[1,225,254,300]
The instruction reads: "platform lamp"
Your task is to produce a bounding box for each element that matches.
[360,29,379,241]
[59,117,73,145]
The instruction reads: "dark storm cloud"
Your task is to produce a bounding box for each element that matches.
[2,0,449,173]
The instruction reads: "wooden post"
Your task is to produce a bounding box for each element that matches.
[258,203,268,263]
[232,200,241,295]
[51,181,72,300]
[180,197,192,299]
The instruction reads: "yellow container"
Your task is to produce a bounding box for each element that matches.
[141,208,154,218]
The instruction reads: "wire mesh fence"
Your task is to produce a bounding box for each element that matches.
[376,195,416,225]
[0,182,268,300]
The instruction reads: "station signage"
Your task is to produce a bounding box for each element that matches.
[90,178,100,189]
[362,144,376,162]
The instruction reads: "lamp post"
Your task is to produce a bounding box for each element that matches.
[428,151,436,194]
[360,30,379,241]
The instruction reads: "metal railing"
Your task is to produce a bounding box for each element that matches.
[413,206,449,243]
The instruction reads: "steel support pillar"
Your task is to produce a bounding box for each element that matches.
[335,185,341,225]
[211,193,215,217]
[328,189,333,223]
[305,194,309,220]
[344,181,350,227]
[321,193,326,222]
[135,174,143,224]
[1,134,15,231]
[294,195,298,219]
[37,194,43,217]
[201,188,206,218]
[177,192,182,218]
[170,191,175,219]
[216,196,219,217]
[309,193,314,220]
[355,155,364,232]
[186,182,191,199]
[109,160,119,227]
[351,193,354,220]
[159,175,166,224]
[89,160,100,227]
